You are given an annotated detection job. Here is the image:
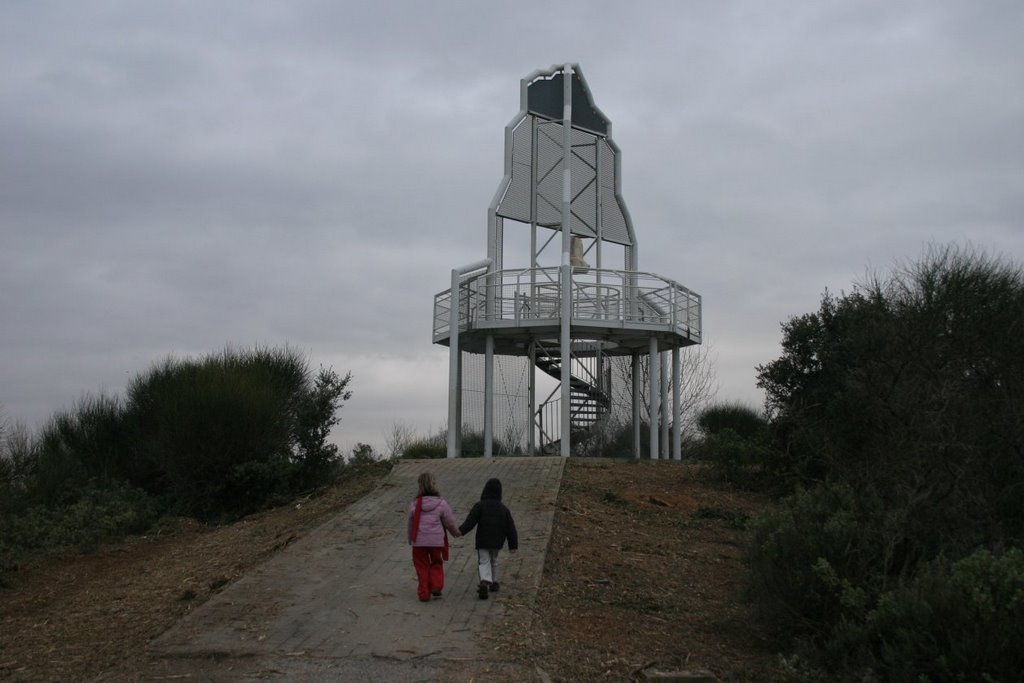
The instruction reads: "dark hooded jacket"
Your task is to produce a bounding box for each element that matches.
[459,478,519,551]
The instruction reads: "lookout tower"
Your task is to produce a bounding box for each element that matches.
[433,63,701,458]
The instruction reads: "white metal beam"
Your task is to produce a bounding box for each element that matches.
[649,336,660,460]
[446,259,492,459]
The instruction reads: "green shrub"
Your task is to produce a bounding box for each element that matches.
[569,418,659,458]
[10,484,157,549]
[220,457,298,514]
[749,246,1024,677]
[580,420,662,458]
[400,428,510,459]
[698,402,768,441]
[0,483,159,585]
[692,428,771,484]
[457,429,485,457]
[868,548,1024,682]
[747,483,881,643]
[0,345,354,583]
[291,366,352,484]
[402,438,447,459]
[125,347,351,518]
[756,245,1024,545]
[34,393,133,499]
[349,443,378,465]
[5,346,352,524]
[745,482,1024,676]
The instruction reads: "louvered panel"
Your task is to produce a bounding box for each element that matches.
[598,139,616,191]
[536,121,564,178]
[536,169,562,226]
[597,139,633,246]
[511,117,531,164]
[496,162,532,222]
[495,118,533,221]
[495,115,632,244]
[603,201,630,245]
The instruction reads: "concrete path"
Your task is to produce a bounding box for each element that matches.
[137,457,565,681]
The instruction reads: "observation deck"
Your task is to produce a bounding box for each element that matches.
[433,266,701,356]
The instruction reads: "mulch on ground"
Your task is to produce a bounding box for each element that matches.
[1,458,779,682]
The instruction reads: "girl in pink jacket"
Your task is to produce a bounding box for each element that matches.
[408,472,462,601]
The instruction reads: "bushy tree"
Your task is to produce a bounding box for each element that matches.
[750,244,1024,673]
[867,548,1024,682]
[691,403,771,483]
[1,347,353,582]
[125,347,352,516]
[697,402,768,441]
[757,244,1024,553]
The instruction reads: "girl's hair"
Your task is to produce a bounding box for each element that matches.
[417,472,439,497]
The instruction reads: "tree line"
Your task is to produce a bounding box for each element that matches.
[0,346,354,582]
[744,244,1024,681]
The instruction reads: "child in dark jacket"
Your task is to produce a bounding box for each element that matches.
[459,478,518,599]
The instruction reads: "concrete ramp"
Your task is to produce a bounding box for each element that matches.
[145,457,565,680]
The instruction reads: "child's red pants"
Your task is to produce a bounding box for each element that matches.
[412,546,445,601]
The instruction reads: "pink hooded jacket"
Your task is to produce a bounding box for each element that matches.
[407,496,460,547]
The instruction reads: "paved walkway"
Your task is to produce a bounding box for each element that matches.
[139,457,565,681]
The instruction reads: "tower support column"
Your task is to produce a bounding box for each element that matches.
[632,351,641,458]
[672,346,681,460]
[559,63,574,458]
[446,258,491,458]
[660,350,669,459]
[484,333,494,457]
[649,336,660,460]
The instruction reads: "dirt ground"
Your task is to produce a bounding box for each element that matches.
[486,459,779,681]
[0,459,778,682]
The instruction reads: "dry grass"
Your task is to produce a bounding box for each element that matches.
[0,459,779,682]
[485,459,778,681]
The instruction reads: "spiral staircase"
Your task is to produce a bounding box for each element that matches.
[533,343,611,454]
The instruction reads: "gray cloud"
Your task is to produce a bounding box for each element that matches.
[2,1,1022,450]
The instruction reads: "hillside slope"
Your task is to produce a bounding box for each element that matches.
[0,459,776,681]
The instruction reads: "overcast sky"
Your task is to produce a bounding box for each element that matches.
[2,1,1022,453]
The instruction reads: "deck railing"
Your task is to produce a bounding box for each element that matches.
[433,267,701,342]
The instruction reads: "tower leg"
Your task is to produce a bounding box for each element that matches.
[632,351,641,459]
[484,334,494,457]
[447,268,460,458]
[649,337,660,460]
[528,341,537,456]
[559,64,573,459]
[660,351,669,459]
[560,264,572,458]
[672,346,681,460]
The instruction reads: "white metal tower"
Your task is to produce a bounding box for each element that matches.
[433,64,701,458]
